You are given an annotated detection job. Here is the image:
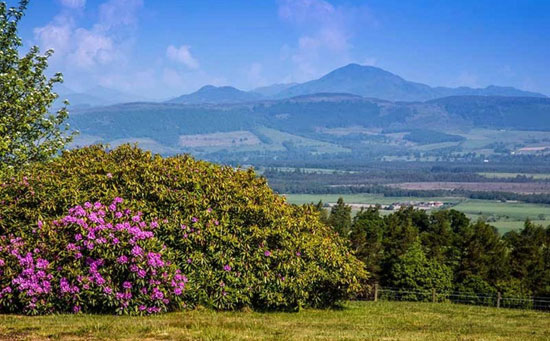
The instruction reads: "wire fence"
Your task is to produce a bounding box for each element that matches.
[361,285,550,311]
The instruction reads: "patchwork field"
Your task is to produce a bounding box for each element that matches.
[388,181,550,194]
[284,194,550,233]
[1,301,550,340]
[179,131,260,147]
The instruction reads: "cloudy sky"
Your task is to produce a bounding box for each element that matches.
[13,0,550,99]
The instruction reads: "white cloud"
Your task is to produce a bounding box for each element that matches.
[278,0,374,81]
[96,0,143,31]
[59,0,86,9]
[33,15,74,56]
[166,45,199,69]
[34,0,143,73]
[68,28,116,68]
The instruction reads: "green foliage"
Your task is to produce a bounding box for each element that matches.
[0,199,185,315]
[328,197,352,236]
[0,145,366,312]
[0,0,74,174]
[350,207,385,282]
[385,241,452,301]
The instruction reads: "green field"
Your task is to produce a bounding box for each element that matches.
[285,194,550,233]
[1,301,549,340]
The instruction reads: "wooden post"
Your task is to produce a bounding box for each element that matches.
[374,283,379,302]
[497,292,501,308]
[432,288,436,303]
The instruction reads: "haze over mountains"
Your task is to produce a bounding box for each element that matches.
[59,64,546,107]
[165,64,545,105]
[65,63,550,161]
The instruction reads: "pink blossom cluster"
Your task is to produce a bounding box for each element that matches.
[0,198,188,315]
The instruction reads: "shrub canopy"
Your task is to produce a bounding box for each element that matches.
[0,145,366,313]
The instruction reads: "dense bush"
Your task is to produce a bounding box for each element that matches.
[0,199,185,315]
[0,145,366,313]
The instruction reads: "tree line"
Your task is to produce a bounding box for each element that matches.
[316,198,550,305]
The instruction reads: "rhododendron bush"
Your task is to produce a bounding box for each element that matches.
[0,145,366,314]
[0,198,185,315]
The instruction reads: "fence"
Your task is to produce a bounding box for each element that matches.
[365,284,550,311]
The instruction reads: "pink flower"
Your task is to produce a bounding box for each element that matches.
[106,173,113,178]
[223,264,231,272]
[264,250,271,257]
[122,281,132,290]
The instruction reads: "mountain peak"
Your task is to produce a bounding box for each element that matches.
[167,85,262,104]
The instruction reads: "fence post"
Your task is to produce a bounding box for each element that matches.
[374,283,379,302]
[432,288,436,303]
[497,292,501,308]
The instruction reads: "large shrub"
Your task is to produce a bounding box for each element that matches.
[0,145,366,312]
[0,198,185,315]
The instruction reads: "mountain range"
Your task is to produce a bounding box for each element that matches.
[166,64,546,104]
[64,63,550,160]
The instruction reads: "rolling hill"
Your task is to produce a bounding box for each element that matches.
[69,94,550,158]
[167,85,263,104]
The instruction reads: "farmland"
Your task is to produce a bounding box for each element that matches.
[2,301,550,341]
[284,194,550,233]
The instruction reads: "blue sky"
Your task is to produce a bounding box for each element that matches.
[13,0,550,99]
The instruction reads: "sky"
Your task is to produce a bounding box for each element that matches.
[12,0,550,99]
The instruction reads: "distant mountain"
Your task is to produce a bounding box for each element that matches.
[253,83,298,97]
[167,85,263,104]
[275,64,546,102]
[55,85,146,108]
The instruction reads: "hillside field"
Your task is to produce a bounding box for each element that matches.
[1,301,549,340]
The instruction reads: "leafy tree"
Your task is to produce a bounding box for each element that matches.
[350,206,385,282]
[504,220,550,296]
[313,200,329,225]
[386,241,452,300]
[455,221,509,286]
[329,197,352,236]
[0,0,74,173]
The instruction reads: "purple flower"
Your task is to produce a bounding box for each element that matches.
[122,281,132,290]
[73,305,81,313]
[106,173,113,178]
[191,217,198,223]
[139,305,146,311]
[264,250,271,257]
[137,269,146,278]
[296,251,301,257]
[223,264,231,272]
[117,255,128,264]
[131,245,143,257]
[103,287,113,294]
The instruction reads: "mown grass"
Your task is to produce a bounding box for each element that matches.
[1,301,550,340]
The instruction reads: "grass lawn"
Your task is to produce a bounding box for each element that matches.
[1,301,550,340]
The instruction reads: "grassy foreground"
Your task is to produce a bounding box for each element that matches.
[1,301,550,340]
